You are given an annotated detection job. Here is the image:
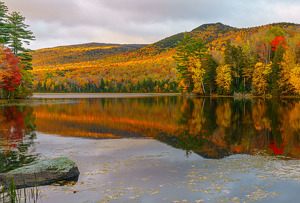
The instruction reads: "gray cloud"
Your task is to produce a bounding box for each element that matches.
[3,0,300,50]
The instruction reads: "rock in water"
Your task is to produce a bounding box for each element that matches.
[0,157,80,188]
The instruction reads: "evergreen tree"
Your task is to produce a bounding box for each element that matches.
[173,33,193,93]
[0,1,10,44]
[224,40,249,92]
[202,54,218,94]
[173,33,207,94]
[6,11,35,70]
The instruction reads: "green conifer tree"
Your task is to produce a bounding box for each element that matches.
[173,33,206,93]
[6,11,35,70]
[0,1,10,43]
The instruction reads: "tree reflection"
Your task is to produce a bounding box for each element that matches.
[277,100,300,157]
[33,97,300,159]
[0,105,36,172]
[172,98,300,159]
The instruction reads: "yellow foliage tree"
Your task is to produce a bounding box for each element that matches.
[215,65,232,94]
[279,48,296,94]
[0,48,7,84]
[252,62,272,95]
[190,57,206,94]
[290,65,300,94]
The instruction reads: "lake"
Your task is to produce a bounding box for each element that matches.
[1,95,300,202]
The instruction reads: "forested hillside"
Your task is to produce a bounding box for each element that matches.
[32,43,146,66]
[31,22,300,96]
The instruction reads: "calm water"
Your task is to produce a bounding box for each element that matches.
[1,96,300,202]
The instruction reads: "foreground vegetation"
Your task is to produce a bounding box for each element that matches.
[0,1,35,99]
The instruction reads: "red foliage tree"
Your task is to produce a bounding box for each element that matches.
[270,36,287,51]
[0,47,22,92]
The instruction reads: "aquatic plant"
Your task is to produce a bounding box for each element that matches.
[1,174,39,203]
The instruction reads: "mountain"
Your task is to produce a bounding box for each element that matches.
[192,22,237,32]
[149,23,237,51]
[32,22,239,67]
[31,22,300,94]
[152,32,185,50]
[32,43,147,67]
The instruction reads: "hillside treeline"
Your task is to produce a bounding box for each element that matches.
[176,23,300,96]
[32,23,300,96]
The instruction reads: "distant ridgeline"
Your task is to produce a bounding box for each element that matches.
[31,22,300,96]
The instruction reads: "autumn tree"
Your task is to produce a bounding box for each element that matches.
[173,33,207,94]
[290,65,300,94]
[268,36,288,95]
[4,11,35,98]
[295,40,300,63]
[270,36,287,52]
[256,41,270,64]
[279,48,296,94]
[0,46,7,83]
[0,47,22,98]
[252,62,272,95]
[190,57,206,94]
[215,64,232,94]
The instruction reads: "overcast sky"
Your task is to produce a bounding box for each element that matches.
[3,0,300,50]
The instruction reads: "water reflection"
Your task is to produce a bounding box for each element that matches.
[32,97,300,159]
[0,105,37,172]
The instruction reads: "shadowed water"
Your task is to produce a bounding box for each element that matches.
[1,96,300,202]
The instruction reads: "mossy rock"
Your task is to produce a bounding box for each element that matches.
[0,157,80,188]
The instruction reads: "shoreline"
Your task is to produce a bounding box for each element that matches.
[32,93,181,99]
[1,93,298,100]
